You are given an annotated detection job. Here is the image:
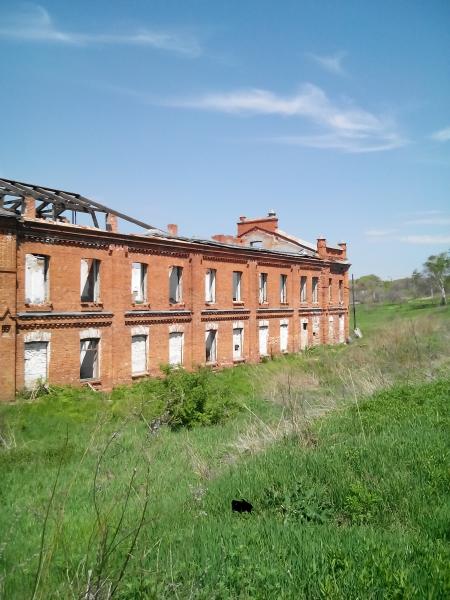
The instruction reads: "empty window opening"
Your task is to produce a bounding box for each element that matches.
[339,280,344,303]
[328,278,333,302]
[259,324,269,356]
[300,319,309,350]
[205,269,216,303]
[233,271,242,302]
[169,331,183,365]
[233,327,243,359]
[132,334,148,374]
[300,276,307,302]
[280,274,288,303]
[312,317,320,345]
[205,329,217,363]
[24,341,48,388]
[169,266,183,304]
[80,338,99,380]
[131,263,147,303]
[280,323,288,352]
[25,254,49,304]
[250,240,263,248]
[259,273,268,303]
[81,259,100,302]
[312,277,319,303]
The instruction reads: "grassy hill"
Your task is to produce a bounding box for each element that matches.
[0,303,449,599]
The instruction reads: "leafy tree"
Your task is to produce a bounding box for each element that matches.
[423,251,450,305]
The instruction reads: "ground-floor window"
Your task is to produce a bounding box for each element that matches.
[169,332,184,366]
[339,315,345,343]
[259,324,269,356]
[233,327,243,359]
[24,341,48,388]
[280,322,288,352]
[80,338,99,380]
[300,319,309,350]
[131,334,148,374]
[205,329,217,363]
[312,317,320,345]
[328,316,334,344]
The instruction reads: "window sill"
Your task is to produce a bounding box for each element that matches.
[233,301,245,306]
[259,301,269,306]
[81,302,103,311]
[205,301,216,306]
[132,372,149,379]
[24,302,53,311]
[81,379,102,387]
[205,361,218,368]
[280,302,289,306]
[233,357,246,364]
[132,302,150,309]
[169,302,185,309]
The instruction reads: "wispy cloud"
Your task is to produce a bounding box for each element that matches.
[306,51,347,75]
[168,84,406,153]
[399,235,450,245]
[405,217,450,226]
[0,4,202,56]
[365,229,398,237]
[431,126,450,142]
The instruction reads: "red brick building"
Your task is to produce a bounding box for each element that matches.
[0,179,350,401]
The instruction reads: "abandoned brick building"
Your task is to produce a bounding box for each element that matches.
[0,179,350,401]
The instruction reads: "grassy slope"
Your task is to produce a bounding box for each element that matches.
[0,302,449,599]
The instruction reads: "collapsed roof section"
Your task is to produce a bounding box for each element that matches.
[0,178,160,232]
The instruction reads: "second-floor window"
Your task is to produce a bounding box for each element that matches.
[25,254,49,304]
[81,259,100,302]
[328,278,333,302]
[169,266,183,304]
[280,274,288,303]
[131,263,147,303]
[259,273,268,303]
[312,277,319,303]
[205,269,216,303]
[339,279,344,303]
[205,329,217,363]
[233,271,242,302]
[300,276,307,302]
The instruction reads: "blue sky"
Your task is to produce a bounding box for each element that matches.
[1,0,449,278]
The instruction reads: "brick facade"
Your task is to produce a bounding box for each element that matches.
[0,206,350,401]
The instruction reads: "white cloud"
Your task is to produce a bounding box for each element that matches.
[307,51,347,75]
[431,126,450,142]
[365,229,398,237]
[399,235,450,244]
[169,84,407,153]
[405,217,450,226]
[0,4,201,56]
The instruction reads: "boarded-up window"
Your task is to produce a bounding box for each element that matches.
[169,332,183,365]
[259,273,268,303]
[233,271,242,302]
[300,276,307,302]
[233,327,243,359]
[280,275,288,303]
[81,259,100,302]
[80,338,99,380]
[24,341,48,388]
[300,319,309,350]
[131,263,147,303]
[205,330,217,363]
[169,267,183,304]
[312,316,320,345]
[312,277,319,303]
[280,322,288,352]
[131,334,148,374]
[25,254,49,304]
[205,269,216,303]
[339,315,345,343]
[339,280,344,303]
[259,325,268,356]
[328,316,334,343]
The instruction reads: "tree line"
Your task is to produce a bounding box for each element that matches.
[353,251,449,306]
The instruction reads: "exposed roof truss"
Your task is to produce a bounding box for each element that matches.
[0,178,159,231]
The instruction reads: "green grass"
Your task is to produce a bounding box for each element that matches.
[0,302,449,598]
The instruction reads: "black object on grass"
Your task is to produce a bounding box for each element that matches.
[232,499,253,513]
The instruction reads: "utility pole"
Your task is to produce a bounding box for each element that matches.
[352,274,357,331]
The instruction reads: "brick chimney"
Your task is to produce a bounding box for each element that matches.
[317,236,327,258]
[23,196,36,219]
[106,213,118,233]
[338,242,347,259]
[167,224,178,236]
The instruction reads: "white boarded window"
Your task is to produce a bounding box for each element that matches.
[169,266,183,304]
[169,331,183,365]
[233,327,243,359]
[259,273,268,303]
[280,322,288,352]
[205,269,216,303]
[81,259,100,302]
[259,324,269,356]
[280,274,288,303]
[24,341,48,388]
[339,315,345,343]
[312,277,319,303]
[131,263,147,303]
[25,254,49,304]
[80,338,99,380]
[205,329,217,363]
[233,271,242,302]
[328,316,334,343]
[300,318,309,350]
[300,276,307,302]
[132,334,148,374]
[312,316,320,345]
